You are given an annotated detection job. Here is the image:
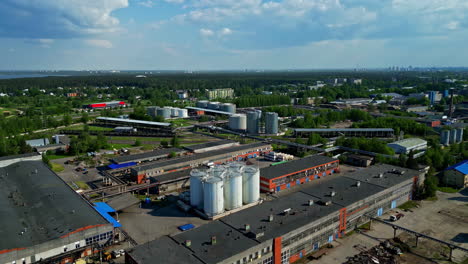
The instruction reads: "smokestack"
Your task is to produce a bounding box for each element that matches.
[449,88,455,118]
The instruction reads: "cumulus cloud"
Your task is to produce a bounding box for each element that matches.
[0,0,128,39]
[85,39,113,48]
[219,28,232,36]
[200,28,215,36]
[138,1,155,8]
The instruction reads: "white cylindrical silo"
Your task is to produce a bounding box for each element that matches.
[190,169,207,209]
[224,170,243,210]
[178,108,188,118]
[203,176,224,217]
[242,166,260,204]
[210,165,227,179]
[208,101,220,110]
[229,114,247,131]
[171,107,179,117]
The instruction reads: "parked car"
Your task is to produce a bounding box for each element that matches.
[390,213,404,221]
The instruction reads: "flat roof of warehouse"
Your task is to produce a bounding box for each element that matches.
[172,221,259,264]
[294,128,394,132]
[0,160,109,251]
[96,117,171,127]
[151,169,191,183]
[112,148,184,164]
[133,142,270,172]
[343,164,421,189]
[260,155,338,180]
[186,106,235,115]
[128,236,202,264]
[183,140,239,152]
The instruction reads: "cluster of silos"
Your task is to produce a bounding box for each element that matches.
[265,112,279,134]
[147,106,188,119]
[441,128,464,145]
[195,100,236,113]
[229,114,247,131]
[189,164,260,217]
[247,111,261,134]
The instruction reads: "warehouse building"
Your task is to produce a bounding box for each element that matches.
[84,101,126,109]
[183,140,240,153]
[387,138,427,154]
[130,143,272,183]
[111,148,184,164]
[150,169,191,194]
[442,160,468,188]
[260,155,339,193]
[126,164,424,264]
[95,117,174,136]
[293,128,394,138]
[0,156,114,264]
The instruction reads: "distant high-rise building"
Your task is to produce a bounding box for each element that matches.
[206,88,234,100]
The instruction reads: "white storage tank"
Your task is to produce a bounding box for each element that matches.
[178,108,188,118]
[210,165,227,179]
[229,114,247,131]
[147,106,158,118]
[242,166,260,204]
[190,169,207,209]
[220,103,236,113]
[171,107,179,117]
[196,100,209,108]
[203,176,224,217]
[208,101,220,110]
[224,170,243,210]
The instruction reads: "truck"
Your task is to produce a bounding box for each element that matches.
[390,213,404,221]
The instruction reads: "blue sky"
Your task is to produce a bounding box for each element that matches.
[1,0,467,70]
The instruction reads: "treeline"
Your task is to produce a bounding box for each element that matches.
[234,95,290,107]
[68,132,108,155]
[292,109,372,128]
[352,117,431,136]
[335,137,395,155]
[0,135,33,157]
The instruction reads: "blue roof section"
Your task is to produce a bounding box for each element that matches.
[108,162,137,169]
[446,160,468,175]
[93,202,122,228]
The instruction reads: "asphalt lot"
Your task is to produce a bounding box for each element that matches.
[314,189,468,264]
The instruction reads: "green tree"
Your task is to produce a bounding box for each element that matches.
[171,135,180,147]
[81,112,89,124]
[63,114,72,126]
[134,139,142,147]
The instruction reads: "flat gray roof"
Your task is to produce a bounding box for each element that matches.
[96,117,171,127]
[186,106,235,115]
[343,164,420,189]
[294,128,394,132]
[111,148,184,164]
[260,155,338,180]
[183,140,238,152]
[0,161,109,251]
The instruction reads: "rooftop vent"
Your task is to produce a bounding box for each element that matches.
[244,224,250,231]
[356,181,361,187]
[185,240,192,247]
[268,214,274,222]
[378,173,383,178]
[320,200,332,206]
[330,191,336,197]
[283,208,291,215]
[308,200,314,206]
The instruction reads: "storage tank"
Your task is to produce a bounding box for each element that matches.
[203,176,224,217]
[220,103,236,113]
[456,128,464,143]
[242,166,260,204]
[210,165,227,179]
[190,169,207,209]
[178,108,188,118]
[147,106,158,117]
[196,100,209,108]
[440,130,450,146]
[171,107,179,117]
[156,107,171,119]
[265,112,279,134]
[208,101,220,110]
[224,170,243,210]
[229,114,247,131]
[247,111,260,134]
[449,129,457,144]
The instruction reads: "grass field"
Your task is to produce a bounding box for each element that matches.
[46,154,70,160]
[398,200,419,210]
[63,124,114,131]
[436,186,461,193]
[106,143,135,149]
[50,162,65,172]
[107,136,175,142]
[74,181,90,190]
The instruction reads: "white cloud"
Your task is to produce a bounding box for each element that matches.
[165,0,184,3]
[85,39,113,48]
[0,0,128,38]
[200,28,215,36]
[138,0,155,8]
[219,27,232,36]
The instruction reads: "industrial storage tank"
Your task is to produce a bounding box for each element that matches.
[449,129,457,144]
[190,169,207,209]
[156,107,171,119]
[229,114,247,131]
[247,111,260,134]
[456,128,464,143]
[224,170,243,210]
[210,165,227,179]
[196,100,209,108]
[440,130,450,146]
[208,102,220,110]
[178,108,188,118]
[147,106,158,117]
[203,176,224,217]
[220,103,236,113]
[242,166,260,204]
[171,107,179,117]
[265,112,279,134]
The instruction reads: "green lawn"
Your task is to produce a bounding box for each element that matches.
[107,136,176,142]
[63,124,114,131]
[437,186,461,193]
[398,200,419,210]
[74,181,90,190]
[170,118,193,127]
[106,143,135,150]
[46,154,71,160]
[50,162,65,172]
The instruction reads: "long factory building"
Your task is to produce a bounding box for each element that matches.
[0,154,115,264]
[293,128,395,138]
[130,142,272,183]
[126,164,424,264]
[260,155,339,193]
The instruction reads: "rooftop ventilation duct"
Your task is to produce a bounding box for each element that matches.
[356,181,361,187]
[185,240,192,247]
[244,224,250,231]
[308,200,314,206]
[330,191,336,197]
[211,236,217,245]
[283,208,291,215]
[268,214,274,222]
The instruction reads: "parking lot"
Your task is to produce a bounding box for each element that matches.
[314,189,468,264]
